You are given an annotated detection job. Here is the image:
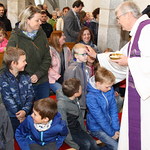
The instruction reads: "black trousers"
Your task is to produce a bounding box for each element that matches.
[29,142,57,150]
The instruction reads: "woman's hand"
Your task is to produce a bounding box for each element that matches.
[16,110,26,122]
[31,74,38,83]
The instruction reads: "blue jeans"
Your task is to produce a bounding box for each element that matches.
[33,82,50,101]
[71,129,101,150]
[91,130,118,150]
[49,82,62,93]
[115,95,124,113]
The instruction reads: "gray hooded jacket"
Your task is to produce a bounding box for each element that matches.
[56,89,86,150]
[0,95,14,150]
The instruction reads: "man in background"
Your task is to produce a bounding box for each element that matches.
[40,10,53,38]
[43,3,52,19]
[63,0,84,42]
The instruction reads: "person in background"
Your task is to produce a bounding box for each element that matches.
[0,47,34,132]
[0,27,8,52]
[55,8,61,18]
[56,7,70,31]
[0,94,14,150]
[86,67,120,150]
[64,43,90,117]
[48,31,72,93]
[63,0,84,42]
[48,11,57,30]
[15,97,68,150]
[43,3,52,19]
[7,6,51,101]
[86,54,96,78]
[103,48,114,53]
[40,10,53,38]
[142,5,150,17]
[79,10,87,28]
[0,3,12,31]
[77,26,100,53]
[84,12,92,28]
[89,8,100,45]
[37,4,43,10]
[57,78,101,150]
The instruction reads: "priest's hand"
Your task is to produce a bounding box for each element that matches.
[85,45,97,58]
[111,55,128,66]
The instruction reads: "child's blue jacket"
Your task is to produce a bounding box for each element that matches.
[0,69,34,117]
[86,76,120,137]
[15,112,68,150]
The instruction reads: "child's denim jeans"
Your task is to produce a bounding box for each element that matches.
[91,130,118,150]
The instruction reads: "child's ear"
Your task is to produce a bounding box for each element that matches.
[11,61,17,67]
[43,117,49,123]
[95,81,101,88]
[74,53,78,59]
[74,92,78,97]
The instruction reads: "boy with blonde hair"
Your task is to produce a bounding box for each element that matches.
[64,43,90,116]
[0,47,34,132]
[86,67,120,150]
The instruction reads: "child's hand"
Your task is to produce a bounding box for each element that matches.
[115,131,120,136]
[16,110,26,120]
[18,117,26,123]
[112,131,119,140]
[67,148,77,150]
[31,74,38,83]
[115,91,119,96]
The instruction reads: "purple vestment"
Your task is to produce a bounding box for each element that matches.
[128,20,150,150]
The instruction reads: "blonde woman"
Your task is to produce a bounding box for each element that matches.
[7,5,51,100]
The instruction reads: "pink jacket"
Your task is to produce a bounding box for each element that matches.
[48,46,72,83]
[0,38,8,53]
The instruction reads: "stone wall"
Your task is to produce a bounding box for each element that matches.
[98,0,150,52]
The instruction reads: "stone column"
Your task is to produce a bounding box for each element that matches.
[97,0,128,52]
[7,0,26,29]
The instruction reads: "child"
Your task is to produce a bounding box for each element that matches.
[103,48,124,112]
[64,43,90,116]
[57,78,100,150]
[0,47,34,132]
[86,67,120,150]
[0,27,8,53]
[15,97,68,150]
[0,94,14,150]
[86,54,97,77]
